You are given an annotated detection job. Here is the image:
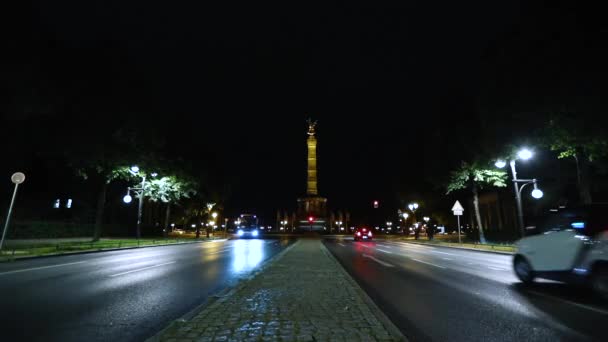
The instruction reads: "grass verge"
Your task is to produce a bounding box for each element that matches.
[0,238,215,261]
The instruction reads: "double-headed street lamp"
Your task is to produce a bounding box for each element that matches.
[496,148,544,237]
[123,166,158,240]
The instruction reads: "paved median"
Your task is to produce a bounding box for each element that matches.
[156,239,405,341]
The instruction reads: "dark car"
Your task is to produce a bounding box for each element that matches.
[354,227,373,241]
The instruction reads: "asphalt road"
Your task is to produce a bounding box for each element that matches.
[324,238,608,342]
[0,238,293,342]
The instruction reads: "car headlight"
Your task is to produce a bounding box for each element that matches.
[237,229,244,236]
[252,230,259,237]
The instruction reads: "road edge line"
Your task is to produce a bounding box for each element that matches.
[400,240,514,255]
[145,239,300,342]
[0,239,227,263]
[320,242,408,341]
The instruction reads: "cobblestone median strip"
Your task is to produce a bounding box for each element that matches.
[157,239,406,341]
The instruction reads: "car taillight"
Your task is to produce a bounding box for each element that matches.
[368,232,372,236]
[356,232,361,236]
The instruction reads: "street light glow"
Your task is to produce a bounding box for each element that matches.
[123,194,132,203]
[531,189,544,199]
[518,148,533,160]
[130,165,140,173]
[402,213,409,219]
[495,159,507,168]
[212,212,218,219]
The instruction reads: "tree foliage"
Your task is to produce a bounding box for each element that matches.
[145,176,197,203]
[446,162,508,194]
[544,113,608,162]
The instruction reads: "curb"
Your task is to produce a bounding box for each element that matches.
[401,240,514,255]
[145,239,300,342]
[0,239,228,263]
[320,242,408,341]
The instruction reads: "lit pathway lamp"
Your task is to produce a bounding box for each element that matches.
[122,166,156,241]
[211,212,218,232]
[0,172,26,252]
[495,148,544,237]
[401,213,409,234]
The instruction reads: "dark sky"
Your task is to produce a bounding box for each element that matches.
[3,1,606,221]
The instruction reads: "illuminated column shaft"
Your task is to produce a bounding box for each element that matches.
[307,135,318,195]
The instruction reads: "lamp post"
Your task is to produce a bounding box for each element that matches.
[496,148,544,237]
[122,166,153,241]
[408,203,420,239]
[0,172,26,252]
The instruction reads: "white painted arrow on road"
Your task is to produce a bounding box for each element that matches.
[362,254,395,267]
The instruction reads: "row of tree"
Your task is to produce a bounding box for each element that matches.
[446,112,608,243]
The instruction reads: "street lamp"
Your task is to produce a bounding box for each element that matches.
[408,203,419,212]
[496,148,544,237]
[423,217,430,223]
[122,167,158,240]
[0,172,26,251]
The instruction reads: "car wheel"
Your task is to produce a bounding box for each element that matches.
[514,256,535,284]
[591,265,608,301]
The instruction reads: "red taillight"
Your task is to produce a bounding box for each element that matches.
[356,232,361,236]
[368,232,372,236]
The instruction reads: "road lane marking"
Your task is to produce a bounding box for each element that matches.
[487,266,508,271]
[431,250,455,256]
[376,244,392,248]
[376,248,393,254]
[0,261,87,276]
[441,257,453,260]
[412,258,446,269]
[109,261,176,277]
[527,290,608,315]
[338,243,346,247]
[362,254,395,267]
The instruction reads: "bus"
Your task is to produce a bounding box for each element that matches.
[235,214,261,238]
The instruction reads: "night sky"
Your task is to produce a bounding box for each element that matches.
[3,1,607,222]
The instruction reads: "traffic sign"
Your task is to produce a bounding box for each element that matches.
[451,200,464,244]
[451,200,464,212]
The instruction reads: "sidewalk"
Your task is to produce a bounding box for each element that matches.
[155,239,405,342]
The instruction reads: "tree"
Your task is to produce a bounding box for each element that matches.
[77,165,142,241]
[543,113,608,204]
[446,162,508,243]
[145,176,197,238]
[62,120,165,241]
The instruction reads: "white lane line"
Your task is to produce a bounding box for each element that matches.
[109,261,176,277]
[412,258,446,269]
[376,248,393,254]
[431,250,455,256]
[527,290,608,316]
[441,257,453,261]
[106,255,164,263]
[376,244,392,248]
[398,243,435,250]
[338,243,346,247]
[487,266,508,271]
[362,254,395,267]
[0,261,87,276]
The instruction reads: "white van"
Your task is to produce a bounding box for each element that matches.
[513,205,608,300]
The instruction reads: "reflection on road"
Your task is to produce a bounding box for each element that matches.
[232,239,265,273]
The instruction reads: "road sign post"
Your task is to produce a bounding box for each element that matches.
[451,200,464,244]
[1,172,26,252]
